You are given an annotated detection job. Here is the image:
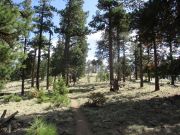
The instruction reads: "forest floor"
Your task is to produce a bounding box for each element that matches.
[0,75,180,135]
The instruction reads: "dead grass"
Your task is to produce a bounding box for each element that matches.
[69,76,180,135]
[0,81,75,135]
[1,76,180,135]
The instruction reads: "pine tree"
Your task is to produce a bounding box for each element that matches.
[89,0,119,91]
[112,4,129,82]
[19,0,33,95]
[0,1,24,89]
[59,0,88,86]
[33,0,55,90]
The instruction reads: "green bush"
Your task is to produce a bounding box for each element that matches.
[32,85,70,107]
[87,92,106,107]
[37,95,50,104]
[28,79,70,107]
[26,88,50,103]
[0,80,5,90]
[36,89,51,104]
[3,94,22,102]
[53,77,69,95]
[27,90,38,99]
[51,94,70,107]
[97,71,109,82]
[26,118,58,135]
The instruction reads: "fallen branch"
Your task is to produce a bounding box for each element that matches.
[0,110,18,129]
[0,110,7,119]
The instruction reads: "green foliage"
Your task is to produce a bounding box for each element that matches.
[0,43,25,89]
[40,59,47,81]
[51,77,70,107]
[27,89,39,99]
[3,94,22,102]
[87,92,106,107]
[30,79,70,107]
[51,94,70,107]
[96,65,109,82]
[36,89,50,103]
[0,1,21,45]
[26,118,58,135]
[69,39,88,77]
[57,0,88,81]
[0,80,5,90]
[60,0,88,38]
[49,76,54,86]
[53,78,69,95]
[0,1,26,89]
[50,43,64,76]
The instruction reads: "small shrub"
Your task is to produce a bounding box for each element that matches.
[27,88,50,103]
[27,89,39,99]
[4,95,12,102]
[37,95,50,104]
[53,78,69,95]
[97,71,107,82]
[26,118,58,135]
[3,94,22,102]
[87,92,106,107]
[167,81,171,84]
[0,81,4,90]
[13,95,22,102]
[51,94,70,107]
[36,89,50,104]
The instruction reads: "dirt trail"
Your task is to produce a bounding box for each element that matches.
[71,99,92,135]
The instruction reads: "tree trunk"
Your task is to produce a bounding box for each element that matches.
[36,43,41,90]
[36,2,45,90]
[63,0,72,86]
[108,13,114,91]
[153,38,159,91]
[169,41,175,85]
[134,48,138,80]
[117,27,121,82]
[46,32,52,90]
[147,47,151,82]
[122,41,126,83]
[64,36,70,86]
[21,37,27,96]
[139,43,143,87]
[31,48,37,87]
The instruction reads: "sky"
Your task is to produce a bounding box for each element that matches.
[13,0,101,61]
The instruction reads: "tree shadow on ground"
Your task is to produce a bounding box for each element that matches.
[1,108,75,135]
[75,82,108,89]
[69,88,95,94]
[80,95,180,135]
[130,79,180,88]
[68,83,107,94]
[102,90,154,101]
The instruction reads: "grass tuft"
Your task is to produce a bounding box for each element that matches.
[26,118,58,135]
[3,94,22,102]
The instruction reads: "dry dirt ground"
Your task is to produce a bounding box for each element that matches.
[69,75,180,135]
[71,99,92,135]
[0,75,180,135]
[0,81,75,135]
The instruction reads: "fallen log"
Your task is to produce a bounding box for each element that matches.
[0,110,7,119]
[0,110,18,133]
